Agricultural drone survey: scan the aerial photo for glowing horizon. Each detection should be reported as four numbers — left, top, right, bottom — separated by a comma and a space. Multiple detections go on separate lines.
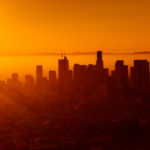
0, 0, 150, 54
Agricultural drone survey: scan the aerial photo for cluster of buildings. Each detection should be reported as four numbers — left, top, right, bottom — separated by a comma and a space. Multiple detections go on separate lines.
0, 51, 150, 149
1, 51, 149, 96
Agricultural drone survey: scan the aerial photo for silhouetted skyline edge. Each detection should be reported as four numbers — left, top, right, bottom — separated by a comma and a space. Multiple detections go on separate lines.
0, 51, 150, 56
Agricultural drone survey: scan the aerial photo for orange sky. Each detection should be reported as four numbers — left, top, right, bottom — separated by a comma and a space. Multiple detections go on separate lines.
0, 0, 150, 54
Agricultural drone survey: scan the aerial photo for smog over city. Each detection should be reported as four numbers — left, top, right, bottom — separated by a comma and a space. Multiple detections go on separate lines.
0, 0, 150, 149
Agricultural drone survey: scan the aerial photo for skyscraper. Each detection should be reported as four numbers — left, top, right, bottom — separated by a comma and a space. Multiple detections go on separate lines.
65, 70, 73, 91
49, 70, 56, 82
96, 51, 104, 86
73, 64, 80, 81
131, 60, 149, 88
130, 66, 138, 87
87, 64, 95, 91
12, 73, 18, 82
97, 51, 102, 61
107, 76, 116, 95
73, 64, 80, 90
103, 68, 109, 84
36, 65, 43, 85
115, 60, 128, 88
58, 56, 69, 90
73, 64, 87, 91
25, 75, 34, 88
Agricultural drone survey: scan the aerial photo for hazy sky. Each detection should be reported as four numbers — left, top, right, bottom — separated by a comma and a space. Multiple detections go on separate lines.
0, 0, 150, 54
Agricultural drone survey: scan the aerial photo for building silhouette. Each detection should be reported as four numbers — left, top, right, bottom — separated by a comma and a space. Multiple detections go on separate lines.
7, 73, 22, 90
130, 60, 149, 88
66, 70, 73, 91
107, 76, 116, 95
73, 64, 87, 91
25, 75, 34, 88
58, 56, 69, 90
36, 65, 43, 86
115, 60, 128, 88
73, 64, 80, 90
96, 51, 104, 87
111, 70, 115, 77
12, 73, 18, 83
103, 68, 109, 84
87, 64, 96, 92
49, 70, 56, 82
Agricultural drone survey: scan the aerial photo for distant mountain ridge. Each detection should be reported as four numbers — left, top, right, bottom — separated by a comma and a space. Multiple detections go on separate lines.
0, 51, 149, 56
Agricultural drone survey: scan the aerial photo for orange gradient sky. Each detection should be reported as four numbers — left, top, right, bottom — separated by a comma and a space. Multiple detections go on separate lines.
0, 0, 150, 54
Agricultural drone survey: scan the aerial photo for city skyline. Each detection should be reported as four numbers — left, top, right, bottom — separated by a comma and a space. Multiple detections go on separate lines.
0, 52, 150, 82
0, 51, 149, 87
1, 1, 150, 149
1, 51, 150, 149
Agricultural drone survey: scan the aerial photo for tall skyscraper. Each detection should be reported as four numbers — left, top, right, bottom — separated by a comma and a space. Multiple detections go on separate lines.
25, 75, 34, 88
130, 66, 138, 87
36, 65, 43, 85
96, 51, 104, 87
58, 56, 69, 90
87, 64, 95, 91
103, 68, 109, 84
97, 51, 102, 61
107, 76, 116, 95
111, 70, 115, 77
73, 64, 87, 90
131, 60, 149, 88
123, 65, 128, 88
73, 64, 80, 90
49, 70, 56, 82
73, 64, 80, 81
65, 70, 73, 91
12, 73, 18, 82
7, 73, 22, 90
115, 60, 128, 88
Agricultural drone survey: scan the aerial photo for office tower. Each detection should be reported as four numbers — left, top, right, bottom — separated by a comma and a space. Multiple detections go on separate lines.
12, 73, 18, 82
25, 75, 34, 88
73, 64, 80, 80
111, 70, 115, 77
97, 51, 102, 61
42, 77, 48, 88
103, 68, 109, 84
49, 70, 56, 82
7, 74, 22, 90
96, 51, 103, 68
80, 65, 87, 83
123, 65, 128, 87
87, 64, 95, 92
77, 65, 88, 93
130, 66, 138, 87
7, 79, 13, 85
107, 76, 116, 95
104, 68, 108, 76
58, 56, 69, 90
65, 70, 73, 91
115, 60, 123, 87
73, 64, 80, 90
36, 65, 43, 85
131, 60, 149, 88
96, 51, 104, 86
73, 64, 87, 90
115, 60, 128, 88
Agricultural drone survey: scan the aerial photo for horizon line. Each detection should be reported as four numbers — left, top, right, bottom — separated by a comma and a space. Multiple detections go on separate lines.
0, 51, 149, 56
